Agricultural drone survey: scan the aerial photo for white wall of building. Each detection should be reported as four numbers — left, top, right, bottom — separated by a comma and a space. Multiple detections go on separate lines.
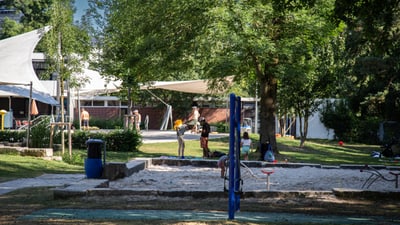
296, 111, 335, 140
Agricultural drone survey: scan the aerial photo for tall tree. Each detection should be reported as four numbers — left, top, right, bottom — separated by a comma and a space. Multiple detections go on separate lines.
196, 0, 339, 151
0, 0, 53, 39
278, 16, 345, 147
88, 0, 215, 115
93, 0, 339, 152
42, 0, 90, 152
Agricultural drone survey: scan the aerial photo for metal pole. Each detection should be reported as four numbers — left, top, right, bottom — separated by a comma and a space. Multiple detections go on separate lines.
27, 81, 32, 148
228, 93, 236, 220
235, 95, 241, 212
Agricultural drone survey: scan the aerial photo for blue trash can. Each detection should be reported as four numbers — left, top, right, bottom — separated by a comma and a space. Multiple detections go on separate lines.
84, 158, 103, 178
84, 139, 104, 178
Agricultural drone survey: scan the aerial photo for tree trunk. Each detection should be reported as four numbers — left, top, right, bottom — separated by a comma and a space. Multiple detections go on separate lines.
299, 111, 310, 148
279, 116, 285, 137
259, 74, 278, 154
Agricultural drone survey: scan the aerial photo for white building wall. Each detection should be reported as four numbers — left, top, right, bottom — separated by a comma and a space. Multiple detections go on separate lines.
296, 112, 335, 140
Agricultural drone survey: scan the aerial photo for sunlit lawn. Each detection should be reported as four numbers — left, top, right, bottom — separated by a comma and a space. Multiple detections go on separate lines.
138, 135, 399, 166
0, 154, 83, 182
276, 137, 396, 166
1, 134, 399, 181
138, 138, 230, 158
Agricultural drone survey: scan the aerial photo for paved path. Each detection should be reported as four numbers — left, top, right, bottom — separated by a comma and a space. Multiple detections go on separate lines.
140, 130, 229, 143
0, 174, 85, 195
18, 208, 397, 224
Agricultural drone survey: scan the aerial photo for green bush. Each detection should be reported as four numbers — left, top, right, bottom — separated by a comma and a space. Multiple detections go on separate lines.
211, 122, 229, 133
0, 130, 25, 143
320, 99, 356, 141
30, 118, 51, 148
320, 99, 383, 144
71, 130, 105, 149
62, 151, 84, 165
0, 127, 141, 154
353, 117, 381, 144
87, 117, 124, 129
71, 130, 90, 149
70, 130, 141, 152
105, 130, 142, 152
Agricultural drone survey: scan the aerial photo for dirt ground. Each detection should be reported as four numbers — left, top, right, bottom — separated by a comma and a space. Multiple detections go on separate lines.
1, 186, 400, 225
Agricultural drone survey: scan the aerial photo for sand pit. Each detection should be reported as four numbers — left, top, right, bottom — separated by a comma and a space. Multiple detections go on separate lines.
109, 165, 400, 192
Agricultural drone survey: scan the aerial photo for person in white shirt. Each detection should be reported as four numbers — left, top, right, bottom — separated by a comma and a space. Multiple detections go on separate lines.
189, 106, 200, 133
132, 109, 141, 131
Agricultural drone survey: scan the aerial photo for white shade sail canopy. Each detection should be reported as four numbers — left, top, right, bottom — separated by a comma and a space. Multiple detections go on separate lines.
0, 27, 58, 105
140, 76, 234, 94
75, 68, 122, 96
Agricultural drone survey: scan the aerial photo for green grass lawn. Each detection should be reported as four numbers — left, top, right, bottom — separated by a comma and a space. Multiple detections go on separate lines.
275, 137, 389, 165
0, 135, 398, 182
0, 154, 83, 182
1, 135, 399, 224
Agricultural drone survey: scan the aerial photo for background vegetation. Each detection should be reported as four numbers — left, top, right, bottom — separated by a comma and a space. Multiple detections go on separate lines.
0, 0, 398, 159
1, 134, 397, 182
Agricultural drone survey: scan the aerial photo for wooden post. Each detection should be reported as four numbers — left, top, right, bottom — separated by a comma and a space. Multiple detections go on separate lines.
68, 122, 72, 157
49, 122, 72, 156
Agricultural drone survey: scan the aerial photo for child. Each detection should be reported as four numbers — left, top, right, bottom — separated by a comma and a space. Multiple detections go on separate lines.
217, 154, 228, 178
241, 131, 251, 160
174, 119, 187, 159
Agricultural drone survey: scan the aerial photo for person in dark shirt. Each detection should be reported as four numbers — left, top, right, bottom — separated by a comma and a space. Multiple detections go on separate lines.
199, 117, 211, 158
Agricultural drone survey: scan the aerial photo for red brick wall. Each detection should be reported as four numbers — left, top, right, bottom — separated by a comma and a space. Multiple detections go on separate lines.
74, 107, 122, 121
74, 107, 230, 129
198, 108, 229, 124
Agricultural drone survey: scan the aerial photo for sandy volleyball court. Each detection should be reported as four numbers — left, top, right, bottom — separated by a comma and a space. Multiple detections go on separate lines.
109, 165, 400, 192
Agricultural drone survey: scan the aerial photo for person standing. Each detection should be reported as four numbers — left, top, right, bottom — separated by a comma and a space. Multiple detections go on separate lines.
199, 117, 211, 158
132, 109, 141, 131
174, 119, 187, 159
80, 108, 90, 130
241, 131, 252, 160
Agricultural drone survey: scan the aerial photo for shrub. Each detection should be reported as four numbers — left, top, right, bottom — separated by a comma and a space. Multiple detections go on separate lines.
104, 130, 142, 152
71, 130, 90, 149
211, 122, 229, 133
87, 118, 124, 129
320, 99, 383, 144
30, 118, 51, 148
320, 99, 356, 141
0, 130, 26, 143
62, 151, 84, 165
70, 129, 141, 152
353, 117, 381, 144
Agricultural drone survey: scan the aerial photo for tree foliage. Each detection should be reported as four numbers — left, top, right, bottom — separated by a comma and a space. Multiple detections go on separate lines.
277, 0, 342, 147
90, 0, 341, 152
320, 99, 356, 141
0, 0, 53, 39
0, 0, 91, 82
334, 0, 400, 121
42, 0, 90, 80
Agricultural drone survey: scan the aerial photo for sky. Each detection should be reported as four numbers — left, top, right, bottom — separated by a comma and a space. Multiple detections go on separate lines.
73, 0, 89, 22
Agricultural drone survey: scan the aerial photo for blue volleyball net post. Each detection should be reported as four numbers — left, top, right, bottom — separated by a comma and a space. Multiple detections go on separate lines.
228, 93, 241, 220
